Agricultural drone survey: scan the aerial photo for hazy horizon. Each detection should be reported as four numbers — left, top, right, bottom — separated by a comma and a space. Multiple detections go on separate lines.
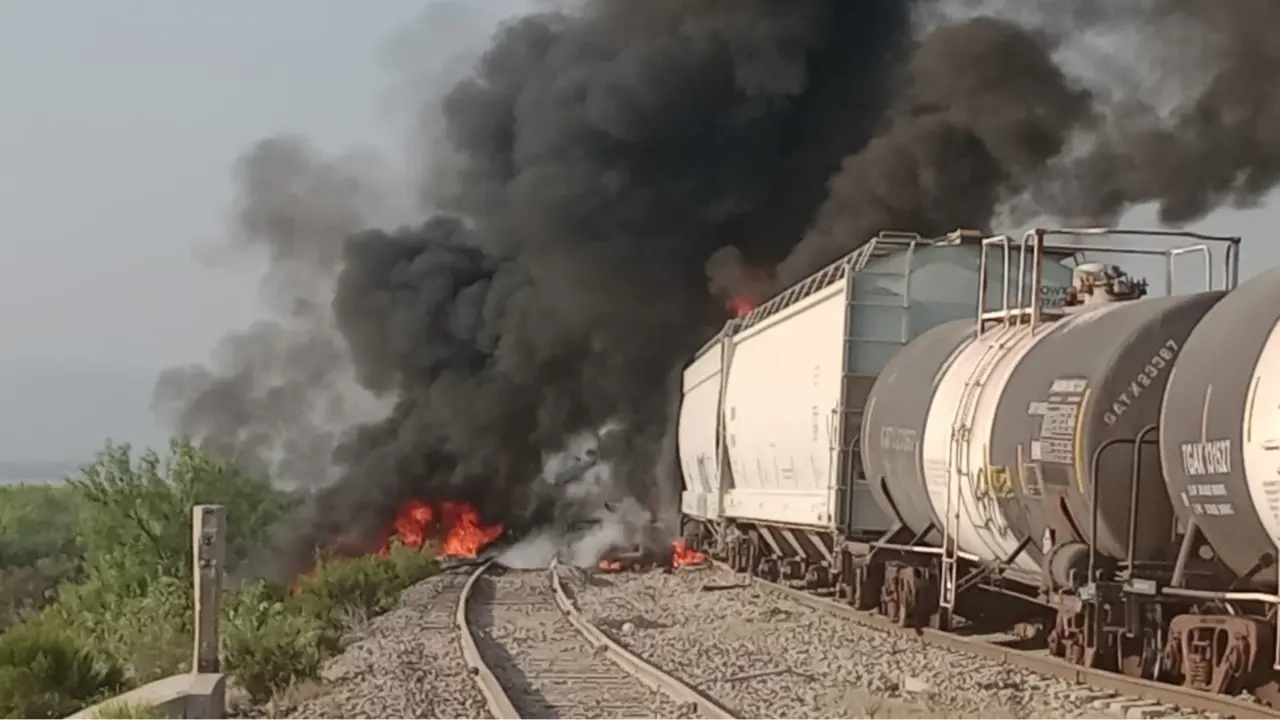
3, 0, 1280, 468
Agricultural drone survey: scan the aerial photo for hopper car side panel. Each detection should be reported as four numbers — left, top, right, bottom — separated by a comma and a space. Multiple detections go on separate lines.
678, 338, 729, 521
722, 283, 845, 528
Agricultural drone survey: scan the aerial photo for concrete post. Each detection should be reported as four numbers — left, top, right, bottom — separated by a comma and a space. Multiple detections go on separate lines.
191, 504, 226, 675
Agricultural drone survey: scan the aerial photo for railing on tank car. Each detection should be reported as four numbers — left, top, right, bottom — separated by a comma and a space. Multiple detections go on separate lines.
975, 227, 1242, 337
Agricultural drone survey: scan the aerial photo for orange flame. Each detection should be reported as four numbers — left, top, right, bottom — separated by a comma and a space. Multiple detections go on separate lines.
670, 538, 706, 568
291, 499, 501, 592
381, 498, 503, 558
594, 539, 706, 573
727, 297, 754, 318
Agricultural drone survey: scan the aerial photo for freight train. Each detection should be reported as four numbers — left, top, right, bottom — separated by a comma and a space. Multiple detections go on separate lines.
675, 226, 1280, 704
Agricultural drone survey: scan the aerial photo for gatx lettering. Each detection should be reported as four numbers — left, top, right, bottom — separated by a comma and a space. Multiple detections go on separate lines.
1103, 339, 1179, 426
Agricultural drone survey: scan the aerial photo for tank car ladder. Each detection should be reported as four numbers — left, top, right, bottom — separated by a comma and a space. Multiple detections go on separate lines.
940, 332, 1010, 620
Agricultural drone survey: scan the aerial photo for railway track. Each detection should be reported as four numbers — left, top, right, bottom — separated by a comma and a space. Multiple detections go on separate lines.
457, 561, 734, 719
716, 562, 1280, 720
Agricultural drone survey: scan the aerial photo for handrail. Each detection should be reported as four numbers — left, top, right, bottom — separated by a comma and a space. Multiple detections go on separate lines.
734, 229, 986, 332
976, 227, 1242, 336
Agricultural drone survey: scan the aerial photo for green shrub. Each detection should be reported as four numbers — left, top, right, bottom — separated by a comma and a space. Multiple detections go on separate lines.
290, 543, 437, 630
0, 555, 84, 631
292, 554, 398, 621
0, 440, 441, 713
383, 541, 440, 587
0, 622, 125, 719
0, 483, 87, 633
47, 574, 193, 684
68, 441, 292, 586
0, 484, 83, 569
222, 582, 326, 704
220, 546, 438, 704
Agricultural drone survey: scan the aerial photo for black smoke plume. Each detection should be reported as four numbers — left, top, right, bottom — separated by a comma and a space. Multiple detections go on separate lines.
307, 0, 919, 567
1046, 0, 1280, 225
162, 0, 1280, 578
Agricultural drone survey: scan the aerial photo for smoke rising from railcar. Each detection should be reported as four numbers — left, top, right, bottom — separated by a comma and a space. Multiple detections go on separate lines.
160, 0, 1280, 578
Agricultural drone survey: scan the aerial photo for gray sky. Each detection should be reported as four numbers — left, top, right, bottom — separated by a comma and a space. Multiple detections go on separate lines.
0, 0, 531, 463
0, 0, 1276, 464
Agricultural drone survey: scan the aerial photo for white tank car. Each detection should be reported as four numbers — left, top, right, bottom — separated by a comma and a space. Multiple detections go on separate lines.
1160, 264, 1280, 589
908, 264, 1117, 576
676, 231, 1076, 547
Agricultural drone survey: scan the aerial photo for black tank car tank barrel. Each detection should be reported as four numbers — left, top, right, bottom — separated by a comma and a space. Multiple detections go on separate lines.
986, 291, 1224, 580
1161, 266, 1280, 589
862, 320, 973, 545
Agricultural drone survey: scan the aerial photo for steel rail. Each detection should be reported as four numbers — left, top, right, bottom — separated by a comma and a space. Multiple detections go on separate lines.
457, 559, 521, 719
459, 560, 736, 719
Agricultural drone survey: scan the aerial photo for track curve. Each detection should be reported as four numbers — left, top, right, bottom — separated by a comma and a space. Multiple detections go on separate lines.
458, 560, 734, 719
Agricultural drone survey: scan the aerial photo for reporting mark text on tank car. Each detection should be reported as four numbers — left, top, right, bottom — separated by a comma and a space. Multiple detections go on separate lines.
1180, 438, 1232, 477
1102, 338, 1179, 426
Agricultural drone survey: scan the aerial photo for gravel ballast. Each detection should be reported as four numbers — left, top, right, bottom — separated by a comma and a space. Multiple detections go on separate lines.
562, 565, 1203, 719
276, 569, 490, 719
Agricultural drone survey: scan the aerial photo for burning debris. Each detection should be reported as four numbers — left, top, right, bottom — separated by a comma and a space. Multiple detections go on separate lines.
163, 0, 1280, 583
595, 538, 708, 574
380, 498, 504, 559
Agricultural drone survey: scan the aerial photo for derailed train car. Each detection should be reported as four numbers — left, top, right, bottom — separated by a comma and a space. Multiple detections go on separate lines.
678, 226, 1280, 703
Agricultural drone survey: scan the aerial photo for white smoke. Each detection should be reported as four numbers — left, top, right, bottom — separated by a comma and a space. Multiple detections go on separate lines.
495, 420, 654, 569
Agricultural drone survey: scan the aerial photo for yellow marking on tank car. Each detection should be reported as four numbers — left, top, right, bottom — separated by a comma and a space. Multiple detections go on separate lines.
1074, 388, 1091, 495
986, 466, 1014, 499
981, 444, 1014, 499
